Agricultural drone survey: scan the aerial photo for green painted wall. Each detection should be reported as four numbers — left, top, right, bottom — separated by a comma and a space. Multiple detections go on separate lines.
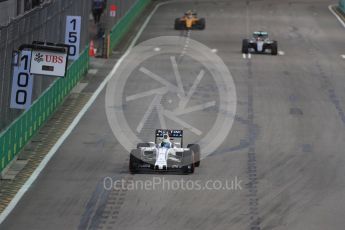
110, 0, 151, 50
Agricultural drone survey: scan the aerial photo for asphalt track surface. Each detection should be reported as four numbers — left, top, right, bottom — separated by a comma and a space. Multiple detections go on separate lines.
2, 0, 345, 229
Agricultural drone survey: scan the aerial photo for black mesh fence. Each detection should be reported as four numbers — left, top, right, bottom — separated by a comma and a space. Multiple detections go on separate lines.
0, 0, 139, 131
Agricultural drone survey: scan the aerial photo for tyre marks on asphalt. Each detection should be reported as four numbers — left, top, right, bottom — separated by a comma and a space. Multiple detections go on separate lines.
78, 179, 111, 230
315, 59, 345, 125
300, 34, 345, 126
78, 169, 134, 230
245, 59, 261, 230
96, 174, 133, 230
244, 2, 261, 229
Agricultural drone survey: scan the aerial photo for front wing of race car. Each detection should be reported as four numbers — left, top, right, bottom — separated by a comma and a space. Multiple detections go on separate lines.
174, 17, 206, 30
242, 39, 278, 55
129, 148, 195, 174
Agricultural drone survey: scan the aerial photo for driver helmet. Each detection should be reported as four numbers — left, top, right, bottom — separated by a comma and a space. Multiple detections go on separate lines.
161, 134, 171, 148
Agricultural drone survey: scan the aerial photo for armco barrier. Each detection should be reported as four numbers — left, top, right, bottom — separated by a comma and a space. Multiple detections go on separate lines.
110, 0, 151, 50
0, 48, 89, 173
340, 0, 345, 13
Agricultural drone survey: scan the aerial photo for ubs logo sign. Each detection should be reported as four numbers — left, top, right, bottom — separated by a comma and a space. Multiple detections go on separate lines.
30, 50, 68, 77
34, 52, 64, 64
34, 53, 44, 63
45, 55, 64, 64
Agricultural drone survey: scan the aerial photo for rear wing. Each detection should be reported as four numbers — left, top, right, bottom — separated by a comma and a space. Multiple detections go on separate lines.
155, 129, 184, 147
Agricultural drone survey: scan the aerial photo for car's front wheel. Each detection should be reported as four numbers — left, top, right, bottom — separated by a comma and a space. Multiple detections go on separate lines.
271, 41, 278, 55
182, 151, 195, 174
187, 144, 200, 167
242, 39, 249, 54
198, 18, 206, 30
174, 18, 183, 30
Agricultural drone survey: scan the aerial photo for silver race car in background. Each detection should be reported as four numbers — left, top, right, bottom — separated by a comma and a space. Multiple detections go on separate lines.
242, 31, 278, 55
129, 129, 201, 174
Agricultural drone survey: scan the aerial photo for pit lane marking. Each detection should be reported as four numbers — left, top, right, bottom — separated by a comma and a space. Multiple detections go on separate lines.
278, 50, 285, 56
88, 69, 98, 75
180, 30, 191, 57
242, 53, 252, 59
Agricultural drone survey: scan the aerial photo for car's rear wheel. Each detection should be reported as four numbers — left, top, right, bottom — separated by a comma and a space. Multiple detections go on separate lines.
129, 150, 140, 174
242, 39, 249, 54
187, 144, 200, 167
271, 41, 278, 55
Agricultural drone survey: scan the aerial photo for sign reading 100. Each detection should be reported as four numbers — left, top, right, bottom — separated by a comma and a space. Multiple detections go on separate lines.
10, 50, 34, 109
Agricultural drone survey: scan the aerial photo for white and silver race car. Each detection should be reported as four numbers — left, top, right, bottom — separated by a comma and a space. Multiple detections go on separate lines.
242, 31, 278, 55
129, 129, 200, 174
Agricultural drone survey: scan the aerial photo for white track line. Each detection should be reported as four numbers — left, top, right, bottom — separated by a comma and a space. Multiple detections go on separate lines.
329, 5, 345, 59
341, 54, 345, 59
0, 1, 169, 224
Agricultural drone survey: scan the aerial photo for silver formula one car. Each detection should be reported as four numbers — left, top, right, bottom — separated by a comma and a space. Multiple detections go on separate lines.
129, 129, 201, 174
242, 31, 278, 55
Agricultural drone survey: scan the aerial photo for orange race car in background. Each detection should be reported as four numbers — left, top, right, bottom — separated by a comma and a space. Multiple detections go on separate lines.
174, 10, 206, 30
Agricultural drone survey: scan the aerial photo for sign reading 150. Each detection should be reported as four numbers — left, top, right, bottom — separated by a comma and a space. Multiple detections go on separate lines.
65, 16, 81, 60
10, 50, 34, 109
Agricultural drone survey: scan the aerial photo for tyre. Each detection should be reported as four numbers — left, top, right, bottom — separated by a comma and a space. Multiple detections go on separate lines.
271, 41, 278, 55
187, 144, 200, 167
174, 18, 183, 30
129, 150, 140, 174
182, 150, 195, 174
137, 143, 150, 148
242, 39, 249, 54
198, 18, 206, 30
